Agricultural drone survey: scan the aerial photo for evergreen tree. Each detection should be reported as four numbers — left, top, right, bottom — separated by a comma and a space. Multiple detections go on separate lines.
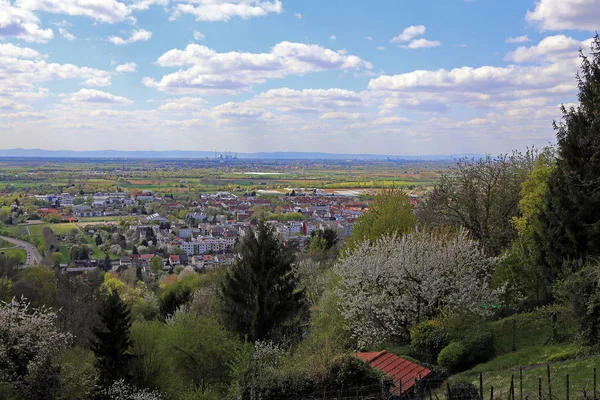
92, 290, 132, 386
220, 221, 305, 341
536, 36, 600, 284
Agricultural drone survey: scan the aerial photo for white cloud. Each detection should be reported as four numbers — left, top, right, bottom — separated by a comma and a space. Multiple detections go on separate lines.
193, 30, 205, 40
171, 0, 283, 22
400, 38, 441, 49
109, 29, 152, 45
63, 89, 133, 106
115, 62, 137, 73
506, 35, 529, 44
128, 0, 168, 11
144, 42, 372, 94
526, 0, 600, 31
376, 46, 386, 51
158, 97, 207, 112
84, 76, 112, 87
365, 36, 372, 41
58, 27, 75, 40
294, 12, 302, 19
329, 35, 336, 41
16, 0, 130, 23
320, 112, 363, 120
391, 25, 426, 43
0, 44, 112, 111
0, 0, 54, 43
505, 35, 582, 63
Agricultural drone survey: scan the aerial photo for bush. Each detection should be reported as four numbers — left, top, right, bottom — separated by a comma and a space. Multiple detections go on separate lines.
438, 342, 467, 373
411, 320, 449, 363
445, 380, 479, 400
546, 350, 576, 363
462, 329, 494, 365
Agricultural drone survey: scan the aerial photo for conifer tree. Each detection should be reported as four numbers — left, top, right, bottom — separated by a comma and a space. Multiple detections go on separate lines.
92, 290, 132, 386
220, 221, 305, 341
536, 35, 600, 284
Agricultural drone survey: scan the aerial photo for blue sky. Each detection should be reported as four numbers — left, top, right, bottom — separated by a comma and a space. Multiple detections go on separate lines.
0, 0, 598, 155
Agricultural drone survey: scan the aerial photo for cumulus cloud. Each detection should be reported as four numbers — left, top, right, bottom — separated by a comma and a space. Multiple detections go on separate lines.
115, 62, 137, 73
400, 38, 441, 49
294, 12, 302, 19
390, 24, 440, 49
144, 42, 372, 94
329, 35, 336, 40
109, 29, 152, 45
0, 0, 54, 42
84, 76, 112, 87
128, 0, 168, 11
193, 30, 205, 40
16, 0, 130, 23
526, 0, 600, 31
320, 112, 363, 120
0, 43, 112, 110
158, 97, 207, 112
506, 35, 529, 43
391, 25, 426, 43
171, 0, 283, 22
63, 89, 133, 106
505, 35, 583, 63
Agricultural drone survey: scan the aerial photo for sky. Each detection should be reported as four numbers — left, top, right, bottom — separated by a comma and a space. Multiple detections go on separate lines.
0, 0, 599, 155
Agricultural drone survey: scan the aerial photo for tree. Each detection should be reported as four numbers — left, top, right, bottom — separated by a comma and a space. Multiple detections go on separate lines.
0, 299, 71, 399
347, 189, 417, 249
417, 152, 534, 255
337, 230, 501, 348
220, 221, 306, 342
536, 36, 600, 283
150, 256, 164, 275
92, 291, 132, 386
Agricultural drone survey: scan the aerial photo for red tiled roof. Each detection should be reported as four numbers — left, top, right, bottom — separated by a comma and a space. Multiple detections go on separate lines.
357, 351, 431, 396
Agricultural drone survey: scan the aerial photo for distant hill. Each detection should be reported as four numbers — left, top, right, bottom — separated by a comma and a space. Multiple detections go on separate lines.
0, 148, 483, 161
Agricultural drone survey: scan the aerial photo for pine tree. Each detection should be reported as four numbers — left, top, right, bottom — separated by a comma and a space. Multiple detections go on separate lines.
92, 290, 132, 386
536, 35, 600, 284
220, 221, 305, 341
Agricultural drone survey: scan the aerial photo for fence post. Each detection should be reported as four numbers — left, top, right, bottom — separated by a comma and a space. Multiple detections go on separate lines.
520, 367, 523, 400
490, 385, 494, 400
547, 364, 552, 400
510, 374, 515, 400
480, 372, 484, 400
565, 374, 569, 400
539, 377, 543, 400
447, 382, 451, 400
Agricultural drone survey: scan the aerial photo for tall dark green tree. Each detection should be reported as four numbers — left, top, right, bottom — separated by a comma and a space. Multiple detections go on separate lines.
92, 290, 132, 386
220, 221, 305, 341
536, 36, 600, 284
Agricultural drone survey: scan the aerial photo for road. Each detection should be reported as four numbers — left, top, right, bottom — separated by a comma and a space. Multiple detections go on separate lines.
0, 235, 43, 265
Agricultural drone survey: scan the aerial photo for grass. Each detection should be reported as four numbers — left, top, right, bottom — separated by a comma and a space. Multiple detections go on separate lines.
1, 248, 27, 264
0, 239, 16, 248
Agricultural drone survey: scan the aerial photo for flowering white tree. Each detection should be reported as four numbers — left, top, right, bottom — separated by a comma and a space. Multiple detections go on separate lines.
337, 230, 502, 348
0, 298, 72, 398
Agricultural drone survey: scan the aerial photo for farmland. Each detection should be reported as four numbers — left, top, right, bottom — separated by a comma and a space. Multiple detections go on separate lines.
0, 157, 450, 195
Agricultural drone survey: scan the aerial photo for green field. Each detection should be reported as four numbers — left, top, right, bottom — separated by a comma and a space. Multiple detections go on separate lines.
0, 239, 16, 248
1, 248, 27, 264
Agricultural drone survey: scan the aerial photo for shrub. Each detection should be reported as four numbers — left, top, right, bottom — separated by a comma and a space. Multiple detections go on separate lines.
462, 329, 494, 365
445, 380, 479, 400
411, 320, 449, 363
547, 350, 576, 363
438, 342, 467, 373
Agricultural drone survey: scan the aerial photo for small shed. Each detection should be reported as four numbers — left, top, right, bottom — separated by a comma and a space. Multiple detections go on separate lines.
357, 351, 432, 397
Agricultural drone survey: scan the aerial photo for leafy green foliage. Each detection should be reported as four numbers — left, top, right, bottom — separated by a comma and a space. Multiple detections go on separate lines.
347, 189, 417, 249
445, 380, 479, 400
438, 342, 468, 373
410, 320, 449, 364
536, 36, 600, 284
220, 221, 306, 342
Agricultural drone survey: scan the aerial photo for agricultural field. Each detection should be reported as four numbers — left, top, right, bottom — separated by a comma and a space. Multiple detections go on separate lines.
0, 158, 451, 195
